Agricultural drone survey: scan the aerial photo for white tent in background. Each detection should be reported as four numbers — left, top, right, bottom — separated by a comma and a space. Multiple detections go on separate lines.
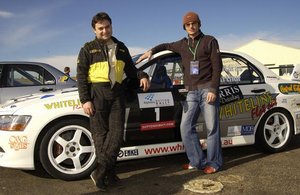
234, 39, 300, 79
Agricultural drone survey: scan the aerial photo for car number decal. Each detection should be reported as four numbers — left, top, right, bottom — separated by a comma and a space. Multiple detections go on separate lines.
137, 92, 176, 131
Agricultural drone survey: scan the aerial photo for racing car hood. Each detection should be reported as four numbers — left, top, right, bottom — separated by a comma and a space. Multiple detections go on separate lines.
0, 87, 79, 114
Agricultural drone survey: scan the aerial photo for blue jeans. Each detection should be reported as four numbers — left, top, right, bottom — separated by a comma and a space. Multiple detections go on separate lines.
180, 89, 223, 170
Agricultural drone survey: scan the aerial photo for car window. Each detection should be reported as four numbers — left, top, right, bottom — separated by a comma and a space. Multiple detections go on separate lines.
5, 64, 56, 87
146, 56, 183, 89
140, 53, 265, 89
220, 55, 263, 85
0, 65, 3, 76
0, 64, 3, 86
43, 70, 56, 84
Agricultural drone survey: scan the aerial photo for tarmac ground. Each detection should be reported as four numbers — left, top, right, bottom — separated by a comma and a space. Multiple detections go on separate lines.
1, 136, 300, 195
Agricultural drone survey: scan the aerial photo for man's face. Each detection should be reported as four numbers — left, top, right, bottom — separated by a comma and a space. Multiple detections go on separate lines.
184, 21, 200, 36
93, 20, 112, 40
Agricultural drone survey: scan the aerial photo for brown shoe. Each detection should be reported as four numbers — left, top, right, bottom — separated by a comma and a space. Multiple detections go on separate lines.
182, 163, 196, 170
203, 166, 217, 174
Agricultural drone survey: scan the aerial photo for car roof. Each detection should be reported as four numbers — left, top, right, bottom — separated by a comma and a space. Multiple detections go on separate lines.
0, 61, 59, 69
144, 50, 277, 77
0, 61, 74, 77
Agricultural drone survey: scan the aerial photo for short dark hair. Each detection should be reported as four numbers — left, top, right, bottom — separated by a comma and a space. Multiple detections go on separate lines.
91, 12, 112, 28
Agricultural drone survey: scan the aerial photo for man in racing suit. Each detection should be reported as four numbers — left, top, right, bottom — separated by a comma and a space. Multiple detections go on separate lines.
77, 12, 149, 191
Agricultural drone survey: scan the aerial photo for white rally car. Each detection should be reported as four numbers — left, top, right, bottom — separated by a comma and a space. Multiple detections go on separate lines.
1, 50, 300, 181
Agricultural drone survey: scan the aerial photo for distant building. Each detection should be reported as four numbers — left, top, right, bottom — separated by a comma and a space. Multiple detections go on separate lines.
234, 39, 300, 79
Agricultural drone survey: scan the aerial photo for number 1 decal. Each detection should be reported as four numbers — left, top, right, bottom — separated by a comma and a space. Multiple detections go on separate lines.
155, 108, 160, 121
124, 107, 130, 141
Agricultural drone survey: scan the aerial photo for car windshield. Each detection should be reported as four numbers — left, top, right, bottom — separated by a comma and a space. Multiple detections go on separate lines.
132, 54, 142, 64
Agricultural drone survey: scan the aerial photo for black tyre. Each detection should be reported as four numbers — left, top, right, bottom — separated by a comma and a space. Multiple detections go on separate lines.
39, 118, 96, 180
256, 109, 293, 153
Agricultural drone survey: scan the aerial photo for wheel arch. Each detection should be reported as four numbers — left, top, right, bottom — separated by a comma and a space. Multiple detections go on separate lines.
254, 107, 295, 137
254, 106, 294, 153
33, 115, 90, 164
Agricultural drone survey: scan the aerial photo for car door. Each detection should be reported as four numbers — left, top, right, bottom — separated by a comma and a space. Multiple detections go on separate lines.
124, 52, 277, 148
205, 53, 277, 147
0, 64, 3, 103
123, 53, 185, 146
0, 63, 56, 103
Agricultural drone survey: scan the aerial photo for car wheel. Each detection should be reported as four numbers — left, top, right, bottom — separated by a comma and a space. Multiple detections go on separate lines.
39, 118, 96, 180
256, 109, 293, 153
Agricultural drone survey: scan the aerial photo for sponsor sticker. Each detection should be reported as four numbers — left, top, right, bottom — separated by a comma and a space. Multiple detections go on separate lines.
227, 125, 254, 136
141, 120, 176, 131
219, 85, 243, 105
44, 99, 81, 110
279, 83, 300, 94
227, 126, 241, 136
118, 149, 139, 158
9, 136, 29, 151
241, 125, 254, 135
138, 92, 174, 108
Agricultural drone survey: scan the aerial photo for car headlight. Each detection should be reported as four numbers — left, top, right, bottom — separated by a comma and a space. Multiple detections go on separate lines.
0, 115, 31, 131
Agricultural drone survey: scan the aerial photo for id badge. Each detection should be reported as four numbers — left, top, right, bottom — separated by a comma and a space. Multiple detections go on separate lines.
190, 61, 199, 75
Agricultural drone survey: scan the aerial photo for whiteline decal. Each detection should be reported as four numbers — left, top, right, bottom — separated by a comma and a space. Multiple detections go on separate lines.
44, 99, 81, 109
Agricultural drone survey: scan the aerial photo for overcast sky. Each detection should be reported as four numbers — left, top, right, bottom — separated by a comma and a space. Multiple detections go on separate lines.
1, 0, 300, 76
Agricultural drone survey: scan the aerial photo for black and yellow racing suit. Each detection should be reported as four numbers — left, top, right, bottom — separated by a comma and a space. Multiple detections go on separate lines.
77, 36, 148, 179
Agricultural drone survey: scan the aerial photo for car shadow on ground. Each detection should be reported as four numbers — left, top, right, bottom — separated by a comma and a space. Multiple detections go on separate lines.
23, 135, 300, 194
82, 135, 300, 194
222, 134, 300, 171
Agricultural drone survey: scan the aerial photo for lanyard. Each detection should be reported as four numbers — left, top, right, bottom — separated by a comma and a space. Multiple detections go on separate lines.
188, 35, 203, 60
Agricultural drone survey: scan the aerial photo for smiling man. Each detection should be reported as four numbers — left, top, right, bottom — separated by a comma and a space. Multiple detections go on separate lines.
76, 12, 149, 191
137, 11, 223, 175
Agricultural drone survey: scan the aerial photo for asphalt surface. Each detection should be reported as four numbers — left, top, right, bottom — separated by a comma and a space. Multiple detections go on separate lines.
1, 136, 300, 195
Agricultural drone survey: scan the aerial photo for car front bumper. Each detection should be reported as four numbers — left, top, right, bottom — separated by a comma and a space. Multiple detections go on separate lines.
0, 131, 35, 170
